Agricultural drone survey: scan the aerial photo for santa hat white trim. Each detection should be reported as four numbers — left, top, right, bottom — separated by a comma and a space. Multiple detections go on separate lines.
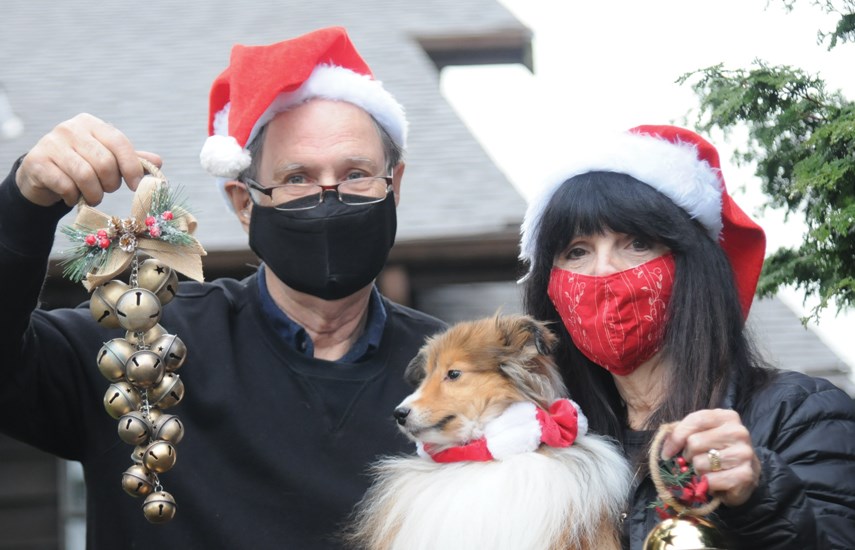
200, 64, 407, 180
519, 131, 724, 267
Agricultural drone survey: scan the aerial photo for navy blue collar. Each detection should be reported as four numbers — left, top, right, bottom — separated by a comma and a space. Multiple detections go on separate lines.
257, 266, 387, 362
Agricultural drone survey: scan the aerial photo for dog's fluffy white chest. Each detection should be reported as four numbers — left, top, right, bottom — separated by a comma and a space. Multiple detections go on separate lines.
353, 434, 629, 550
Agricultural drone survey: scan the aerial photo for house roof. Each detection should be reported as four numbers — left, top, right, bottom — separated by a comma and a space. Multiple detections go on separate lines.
746, 297, 854, 395
0, 0, 529, 254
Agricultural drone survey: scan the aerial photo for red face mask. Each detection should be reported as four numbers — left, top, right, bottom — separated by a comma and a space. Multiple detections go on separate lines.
547, 253, 676, 376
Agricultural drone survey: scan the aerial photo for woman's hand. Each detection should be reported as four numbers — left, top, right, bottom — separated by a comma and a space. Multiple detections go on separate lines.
661, 408, 760, 507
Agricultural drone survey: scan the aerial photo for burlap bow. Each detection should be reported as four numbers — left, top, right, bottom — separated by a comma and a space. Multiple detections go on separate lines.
70, 160, 207, 291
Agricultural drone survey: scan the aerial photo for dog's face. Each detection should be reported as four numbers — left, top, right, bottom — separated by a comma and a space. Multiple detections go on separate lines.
394, 314, 566, 448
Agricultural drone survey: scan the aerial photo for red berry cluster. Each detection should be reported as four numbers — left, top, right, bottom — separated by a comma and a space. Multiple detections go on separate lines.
84, 228, 112, 249
144, 211, 173, 239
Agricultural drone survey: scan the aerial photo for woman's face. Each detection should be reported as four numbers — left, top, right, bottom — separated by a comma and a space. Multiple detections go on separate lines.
553, 228, 670, 275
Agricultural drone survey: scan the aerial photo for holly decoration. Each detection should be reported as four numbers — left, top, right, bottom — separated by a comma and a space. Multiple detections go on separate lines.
649, 455, 712, 520
642, 422, 727, 549
60, 183, 194, 284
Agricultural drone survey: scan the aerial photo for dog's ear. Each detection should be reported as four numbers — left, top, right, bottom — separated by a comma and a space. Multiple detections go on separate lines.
496, 314, 556, 357
404, 348, 427, 387
496, 315, 566, 407
526, 318, 556, 356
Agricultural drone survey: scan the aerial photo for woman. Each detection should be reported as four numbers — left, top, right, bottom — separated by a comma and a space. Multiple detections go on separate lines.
520, 125, 855, 549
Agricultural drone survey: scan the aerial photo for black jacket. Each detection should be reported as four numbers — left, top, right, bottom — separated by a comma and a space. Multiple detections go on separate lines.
624, 370, 855, 549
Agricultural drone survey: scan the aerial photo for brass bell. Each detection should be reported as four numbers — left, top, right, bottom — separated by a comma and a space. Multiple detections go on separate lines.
89, 280, 130, 328
150, 334, 187, 372
152, 414, 185, 445
121, 464, 155, 497
103, 382, 142, 419
117, 411, 152, 445
125, 323, 167, 346
643, 517, 728, 550
125, 350, 165, 389
146, 407, 163, 425
96, 338, 136, 381
137, 259, 179, 306
149, 373, 185, 409
142, 491, 177, 523
143, 440, 177, 473
115, 288, 162, 332
131, 443, 148, 464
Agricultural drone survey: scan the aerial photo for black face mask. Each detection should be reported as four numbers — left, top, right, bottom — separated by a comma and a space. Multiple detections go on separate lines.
248, 192, 397, 300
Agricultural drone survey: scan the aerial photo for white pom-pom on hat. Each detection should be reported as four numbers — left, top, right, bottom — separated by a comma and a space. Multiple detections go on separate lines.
199, 135, 251, 179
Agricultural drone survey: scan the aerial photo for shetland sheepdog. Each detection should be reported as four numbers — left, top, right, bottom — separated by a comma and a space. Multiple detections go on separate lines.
346, 314, 631, 550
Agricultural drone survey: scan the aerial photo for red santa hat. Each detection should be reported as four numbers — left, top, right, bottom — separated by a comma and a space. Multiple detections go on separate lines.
199, 26, 407, 180
520, 125, 766, 317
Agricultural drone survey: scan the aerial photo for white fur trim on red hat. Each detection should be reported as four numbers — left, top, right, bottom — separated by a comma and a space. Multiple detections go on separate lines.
519, 130, 724, 267
200, 64, 407, 180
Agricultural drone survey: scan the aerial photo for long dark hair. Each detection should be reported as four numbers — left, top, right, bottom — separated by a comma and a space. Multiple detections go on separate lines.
523, 172, 772, 442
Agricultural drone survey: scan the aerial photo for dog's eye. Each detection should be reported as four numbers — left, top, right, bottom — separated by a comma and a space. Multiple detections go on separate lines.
446, 370, 461, 380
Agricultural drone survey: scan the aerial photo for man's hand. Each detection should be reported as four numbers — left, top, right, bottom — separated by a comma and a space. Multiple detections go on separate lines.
15, 113, 162, 207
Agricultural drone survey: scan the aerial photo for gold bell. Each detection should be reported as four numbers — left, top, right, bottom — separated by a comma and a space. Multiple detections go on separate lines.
115, 288, 163, 332
142, 491, 177, 523
143, 440, 177, 473
125, 350, 165, 389
96, 338, 136, 381
643, 517, 728, 550
149, 373, 185, 409
89, 280, 131, 328
150, 334, 187, 372
121, 464, 155, 497
146, 407, 163, 424
131, 443, 148, 464
103, 382, 142, 419
152, 414, 185, 445
125, 323, 167, 346
117, 411, 152, 445
137, 259, 179, 306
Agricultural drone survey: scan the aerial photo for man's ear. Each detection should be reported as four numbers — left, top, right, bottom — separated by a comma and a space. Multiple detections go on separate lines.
391, 162, 405, 206
224, 180, 252, 233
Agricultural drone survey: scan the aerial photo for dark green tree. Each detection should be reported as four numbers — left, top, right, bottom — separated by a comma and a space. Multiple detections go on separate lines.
679, 1, 855, 320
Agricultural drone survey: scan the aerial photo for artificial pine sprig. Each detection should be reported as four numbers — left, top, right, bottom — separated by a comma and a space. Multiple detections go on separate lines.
142, 209, 195, 246
60, 225, 114, 282
143, 184, 195, 247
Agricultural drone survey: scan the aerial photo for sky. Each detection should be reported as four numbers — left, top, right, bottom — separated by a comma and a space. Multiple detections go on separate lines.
441, 0, 855, 369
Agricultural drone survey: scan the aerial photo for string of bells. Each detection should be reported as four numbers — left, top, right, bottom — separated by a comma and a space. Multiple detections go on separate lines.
91, 257, 186, 523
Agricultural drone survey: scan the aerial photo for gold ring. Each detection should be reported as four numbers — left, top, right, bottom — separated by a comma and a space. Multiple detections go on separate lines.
707, 448, 722, 472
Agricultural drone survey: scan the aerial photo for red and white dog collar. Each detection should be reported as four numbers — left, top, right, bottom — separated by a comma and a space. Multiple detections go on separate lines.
418, 399, 588, 463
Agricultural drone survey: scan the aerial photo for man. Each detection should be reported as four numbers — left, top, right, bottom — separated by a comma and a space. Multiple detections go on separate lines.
0, 27, 445, 549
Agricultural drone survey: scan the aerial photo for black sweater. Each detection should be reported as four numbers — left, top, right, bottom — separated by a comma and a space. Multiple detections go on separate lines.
0, 165, 446, 549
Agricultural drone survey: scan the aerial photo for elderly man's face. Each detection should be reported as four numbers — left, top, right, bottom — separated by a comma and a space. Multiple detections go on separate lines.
256, 99, 399, 206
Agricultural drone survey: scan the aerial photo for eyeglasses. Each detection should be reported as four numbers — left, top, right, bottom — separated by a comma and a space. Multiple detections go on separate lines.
242, 176, 393, 211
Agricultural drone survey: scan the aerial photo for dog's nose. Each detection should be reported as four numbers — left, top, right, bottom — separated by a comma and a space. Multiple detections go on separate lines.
393, 407, 410, 426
